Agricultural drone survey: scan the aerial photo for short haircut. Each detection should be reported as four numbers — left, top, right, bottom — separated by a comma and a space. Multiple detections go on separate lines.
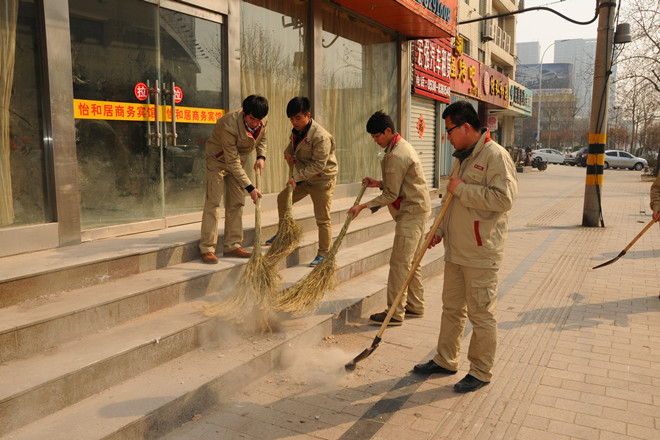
242, 95, 269, 119
286, 96, 311, 118
366, 110, 395, 135
442, 100, 481, 130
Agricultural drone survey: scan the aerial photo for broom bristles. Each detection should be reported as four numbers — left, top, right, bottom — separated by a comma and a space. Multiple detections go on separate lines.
265, 183, 302, 265
273, 255, 337, 316
272, 181, 369, 316
264, 212, 302, 264
203, 173, 282, 333
203, 251, 281, 320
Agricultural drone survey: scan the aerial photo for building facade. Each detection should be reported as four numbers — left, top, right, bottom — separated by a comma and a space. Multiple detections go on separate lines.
1, 0, 457, 257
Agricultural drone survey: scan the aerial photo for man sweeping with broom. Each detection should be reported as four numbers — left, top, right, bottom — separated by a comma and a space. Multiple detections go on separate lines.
199, 95, 269, 263
265, 97, 337, 267
348, 110, 430, 326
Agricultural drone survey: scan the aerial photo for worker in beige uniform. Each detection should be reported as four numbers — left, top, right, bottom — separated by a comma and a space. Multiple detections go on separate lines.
348, 111, 431, 326
651, 173, 660, 225
266, 97, 338, 267
413, 100, 518, 393
199, 95, 269, 264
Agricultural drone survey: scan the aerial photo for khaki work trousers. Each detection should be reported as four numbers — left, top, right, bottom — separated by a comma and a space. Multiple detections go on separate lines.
387, 212, 429, 321
433, 261, 499, 382
277, 179, 336, 256
199, 156, 248, 254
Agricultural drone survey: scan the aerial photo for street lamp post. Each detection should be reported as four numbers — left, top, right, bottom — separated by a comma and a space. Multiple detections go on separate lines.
536, 40, 567, 148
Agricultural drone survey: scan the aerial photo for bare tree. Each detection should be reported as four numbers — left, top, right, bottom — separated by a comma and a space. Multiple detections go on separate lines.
618, 0, 660, 93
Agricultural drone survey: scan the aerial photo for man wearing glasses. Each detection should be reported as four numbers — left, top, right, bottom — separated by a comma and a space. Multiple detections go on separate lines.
414, 100, 518, 393
348, 110, 431, 326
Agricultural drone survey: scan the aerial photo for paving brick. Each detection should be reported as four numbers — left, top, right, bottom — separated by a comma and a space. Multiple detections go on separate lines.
516, 426, 570, 440
575, 412, 626, 434
547, 419, 599, 440
527, 403, 575, 423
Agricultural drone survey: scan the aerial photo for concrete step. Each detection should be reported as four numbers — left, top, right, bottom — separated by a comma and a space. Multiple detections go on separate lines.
1, 244, 445, 440
0, 211, 444, 437
0, 200, 420, 364
0, 184, 397, 307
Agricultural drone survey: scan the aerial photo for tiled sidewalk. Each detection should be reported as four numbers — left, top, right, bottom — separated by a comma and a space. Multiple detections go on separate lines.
163, 166, 660, 440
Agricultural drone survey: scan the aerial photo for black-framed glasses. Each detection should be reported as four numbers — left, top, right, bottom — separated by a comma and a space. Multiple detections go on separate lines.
446, 124, 460, 135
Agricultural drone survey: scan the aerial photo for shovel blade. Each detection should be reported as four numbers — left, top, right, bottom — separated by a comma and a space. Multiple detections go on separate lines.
344, 337, 381, 372
592, 250, 625, 269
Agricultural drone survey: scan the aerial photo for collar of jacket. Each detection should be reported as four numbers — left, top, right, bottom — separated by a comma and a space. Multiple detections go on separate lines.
453, 128, 490, 163
385, 133, 402, 154
291, 119, 313, 145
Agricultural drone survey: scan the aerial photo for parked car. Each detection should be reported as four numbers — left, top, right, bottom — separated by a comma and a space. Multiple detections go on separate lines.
563, 149, 583, 166
530, 148, 565, 164
603, 150, 648, 170
573, 147, 589, 167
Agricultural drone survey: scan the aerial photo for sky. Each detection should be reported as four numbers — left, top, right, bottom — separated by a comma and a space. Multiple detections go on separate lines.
516, 0, 600, 62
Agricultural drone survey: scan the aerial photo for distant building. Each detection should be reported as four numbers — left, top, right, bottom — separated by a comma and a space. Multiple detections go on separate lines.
553, 39, 597, 118
516, 41, 539, 64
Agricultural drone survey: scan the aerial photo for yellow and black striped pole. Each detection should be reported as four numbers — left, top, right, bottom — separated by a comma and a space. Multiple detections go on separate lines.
582, 133, 605, 226
582, 0, 616, 227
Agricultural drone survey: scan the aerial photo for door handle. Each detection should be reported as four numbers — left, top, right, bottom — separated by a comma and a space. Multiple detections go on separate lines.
150, 80, 161, 147
170, 81, 178, 146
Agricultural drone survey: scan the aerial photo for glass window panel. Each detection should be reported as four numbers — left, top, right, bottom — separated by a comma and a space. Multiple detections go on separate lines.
159, 10, 225, 217
240, 0, 308, 193
69, 0, 226, 228
322, 6, 397, 184
1, 0, 51, 229
70, 0, 162, 229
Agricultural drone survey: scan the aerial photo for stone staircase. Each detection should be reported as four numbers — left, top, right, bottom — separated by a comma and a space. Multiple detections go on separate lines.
0, 183, 445, 440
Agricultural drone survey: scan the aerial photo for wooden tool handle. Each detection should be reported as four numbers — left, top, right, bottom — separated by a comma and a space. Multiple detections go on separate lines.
623, 218, 657, 252
375, 193, 454, 338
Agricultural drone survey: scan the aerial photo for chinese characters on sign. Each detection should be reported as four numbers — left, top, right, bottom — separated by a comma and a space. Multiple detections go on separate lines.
447, 40, 481, 99
74, 99, 224, 124
134, 82, 148, 101
412, 38, 452, 103
481, 65, 509, 108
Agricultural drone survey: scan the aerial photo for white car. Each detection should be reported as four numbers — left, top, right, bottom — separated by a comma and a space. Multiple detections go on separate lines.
603, 150, 648, 170
530, 149, 565, 164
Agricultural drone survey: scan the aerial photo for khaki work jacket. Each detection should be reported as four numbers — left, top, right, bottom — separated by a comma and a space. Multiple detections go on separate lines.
284, 119, 337, 184
651, 173, 660, 213
205, 109, 268, 189
439, 130, 518, 269
365, 136, 431, 222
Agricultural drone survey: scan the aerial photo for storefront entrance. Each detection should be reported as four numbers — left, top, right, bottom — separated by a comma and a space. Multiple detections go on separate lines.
69, 0, 226, 232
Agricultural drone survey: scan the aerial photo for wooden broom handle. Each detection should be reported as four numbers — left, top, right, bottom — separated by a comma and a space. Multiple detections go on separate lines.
375, 192, 454, 339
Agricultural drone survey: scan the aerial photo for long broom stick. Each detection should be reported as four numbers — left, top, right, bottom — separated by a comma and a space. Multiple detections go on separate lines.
273, 181, 369, 316
204, 172, 282, 327
345, 193, 454, 371
265, 162, 302, 265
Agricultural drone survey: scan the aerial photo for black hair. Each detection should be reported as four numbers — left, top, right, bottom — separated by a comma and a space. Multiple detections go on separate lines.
242, 95, 269, 119
366, 110, 395, 135
286, 96, 311, 118
441, 100, 481, 130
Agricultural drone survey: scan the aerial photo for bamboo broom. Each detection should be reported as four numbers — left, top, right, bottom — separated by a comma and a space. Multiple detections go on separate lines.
264, 162, 302, 265
273, 181, 369, 316
204, 172, 282, 331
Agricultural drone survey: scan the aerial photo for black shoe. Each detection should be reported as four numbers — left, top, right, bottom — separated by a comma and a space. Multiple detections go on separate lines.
454, 374, 488, 393
413, 360, 457, 375
405, 309, 424, 318
368, 311, 402, 326
265, 234, 277, 245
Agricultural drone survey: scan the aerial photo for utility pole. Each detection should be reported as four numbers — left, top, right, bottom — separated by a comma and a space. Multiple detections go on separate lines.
582, 0, 616, 227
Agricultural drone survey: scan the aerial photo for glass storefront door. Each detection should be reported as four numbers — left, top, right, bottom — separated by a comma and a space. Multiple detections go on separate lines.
69, 0, 226, 230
